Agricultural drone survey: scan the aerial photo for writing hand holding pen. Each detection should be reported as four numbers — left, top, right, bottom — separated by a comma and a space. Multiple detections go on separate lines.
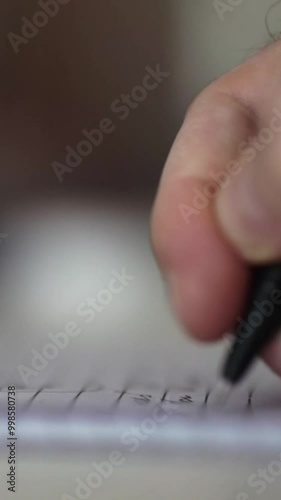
151, 41, 281, 380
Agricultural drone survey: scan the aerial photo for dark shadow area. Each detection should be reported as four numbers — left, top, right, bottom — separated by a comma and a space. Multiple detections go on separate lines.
1, 0, 179, 196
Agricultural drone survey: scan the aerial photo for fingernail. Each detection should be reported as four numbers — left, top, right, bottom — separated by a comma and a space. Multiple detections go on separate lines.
215, 165, 281, 262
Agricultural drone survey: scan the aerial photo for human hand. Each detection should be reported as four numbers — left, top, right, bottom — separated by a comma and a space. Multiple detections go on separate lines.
151, 41, 281, 375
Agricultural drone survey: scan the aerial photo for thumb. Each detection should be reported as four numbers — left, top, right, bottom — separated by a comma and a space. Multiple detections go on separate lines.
215, 144, 281, 263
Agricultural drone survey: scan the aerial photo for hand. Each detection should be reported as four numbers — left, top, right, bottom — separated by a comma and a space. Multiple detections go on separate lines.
151, 41, 281, 376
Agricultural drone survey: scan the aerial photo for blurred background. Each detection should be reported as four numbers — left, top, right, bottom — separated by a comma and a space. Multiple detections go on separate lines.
1, 0, 279, 194
1, 1, 281, 499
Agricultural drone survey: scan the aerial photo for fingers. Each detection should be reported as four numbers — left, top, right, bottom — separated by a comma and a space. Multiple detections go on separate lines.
212, 40, 281, 262
151, 91, 253, 340
151, 40, 281, 380
215, 134, 281, 262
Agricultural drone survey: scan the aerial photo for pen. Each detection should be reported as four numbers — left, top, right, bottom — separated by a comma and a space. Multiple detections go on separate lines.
221, 263, 281, 387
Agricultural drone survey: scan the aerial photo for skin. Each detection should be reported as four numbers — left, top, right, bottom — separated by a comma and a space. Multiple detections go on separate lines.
151, 40, 281, 376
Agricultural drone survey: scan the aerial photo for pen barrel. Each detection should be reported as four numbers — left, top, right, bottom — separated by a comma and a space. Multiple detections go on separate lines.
223, 264, 281, 384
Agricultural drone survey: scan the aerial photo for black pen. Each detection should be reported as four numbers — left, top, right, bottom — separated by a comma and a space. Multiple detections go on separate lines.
220, 263, 281, 389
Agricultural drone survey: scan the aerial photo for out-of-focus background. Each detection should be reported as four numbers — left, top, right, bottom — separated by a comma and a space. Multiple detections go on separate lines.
1, 0, 279, 193
1, 1, 281, 499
